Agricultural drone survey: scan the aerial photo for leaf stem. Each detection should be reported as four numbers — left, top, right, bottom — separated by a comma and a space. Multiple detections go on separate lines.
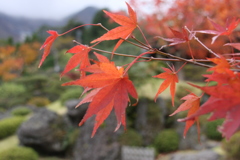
137, 25, 152, 48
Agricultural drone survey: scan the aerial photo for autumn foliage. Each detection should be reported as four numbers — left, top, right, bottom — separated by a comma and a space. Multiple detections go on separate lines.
0, 42, 40, 81
39, 1, 240, 140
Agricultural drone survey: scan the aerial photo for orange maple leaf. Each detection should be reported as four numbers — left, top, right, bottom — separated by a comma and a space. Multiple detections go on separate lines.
39, 30, 59, 68
153, 66, 178, 106
62, 55, 138, 137
170, 93, 201, 139
207, 56, 231, 73
91, 2, 137, 55
61, 45, 91, 77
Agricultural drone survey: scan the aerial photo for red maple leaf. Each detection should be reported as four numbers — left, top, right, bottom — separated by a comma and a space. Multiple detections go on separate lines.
170, 93, 201, 139
91, 2, 137, 55
62, 55, 138, 137
157, 27, 194, 47
224, 43, 240, 55
196, 17, 239, 44
153, 65, 178, 106
39, 30, 59, 68
61, 45, 91, 77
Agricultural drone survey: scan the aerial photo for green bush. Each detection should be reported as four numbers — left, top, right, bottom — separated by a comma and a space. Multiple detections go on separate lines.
0, 146, 38, 160
0, 116, 25, 139
205, 119, 224, 141
222, 131, 240, 160
60, 88, 83, 104
11, 107, 32, 116
119, 129, 143, 146
154, 129, 179, 153
0, 83, 27, 108
27, 97, 50, 107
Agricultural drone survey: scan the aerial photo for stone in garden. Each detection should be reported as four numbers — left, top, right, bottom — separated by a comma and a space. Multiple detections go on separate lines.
17, 108, 70, 153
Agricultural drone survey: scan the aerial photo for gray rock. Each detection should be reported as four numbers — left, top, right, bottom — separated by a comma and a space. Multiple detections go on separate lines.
73, 111, 123, 160
65, 99, 89, 126
17, 108, 70, 153
170, 150, 221, 160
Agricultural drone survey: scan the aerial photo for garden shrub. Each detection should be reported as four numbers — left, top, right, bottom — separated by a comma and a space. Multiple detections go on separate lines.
60, 88, 83, 104
0, 146, 38, 160
222, 131, 240, 160
119, 129, 143, 146
0, 83, 27, 108
11, 107, 32, 116
0, 116, 25, 139
154, 129, 179, 153
27, 96, 50, 107
205, 119, 224, 141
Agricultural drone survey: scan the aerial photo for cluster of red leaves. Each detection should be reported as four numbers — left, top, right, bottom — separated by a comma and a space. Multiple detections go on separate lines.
38, 3, 139, 136
38, 2, 240, 140
179, 56, 240, 139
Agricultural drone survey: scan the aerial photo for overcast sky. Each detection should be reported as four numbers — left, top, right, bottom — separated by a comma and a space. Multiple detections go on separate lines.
0, 0, 129, 20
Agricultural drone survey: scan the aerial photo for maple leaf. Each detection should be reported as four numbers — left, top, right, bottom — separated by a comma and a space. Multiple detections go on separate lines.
91, 2, 137, 55
207, 56, 231, 73
170, 93, 201, 139
196, 17, 239, 44
156, 27, 194, 47
39, 30, 59, 68
224, 43, 240, 55
62, 56, 138, 137
61, 45, 91, 77
153, 65, 178, 106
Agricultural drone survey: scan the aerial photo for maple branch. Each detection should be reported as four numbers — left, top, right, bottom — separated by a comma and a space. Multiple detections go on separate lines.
154, 48, 213, 68
91, 47, 211, 63
124, 51, 155, 75
60, 24, 102, 36
184, 26, 220, 58
96, 23, 109, 32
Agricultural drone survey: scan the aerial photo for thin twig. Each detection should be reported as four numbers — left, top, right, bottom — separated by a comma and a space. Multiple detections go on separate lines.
137, 25, 152, 48
184, 26, 220, 58
131, 35, 152, 50
154, 48, 213, 68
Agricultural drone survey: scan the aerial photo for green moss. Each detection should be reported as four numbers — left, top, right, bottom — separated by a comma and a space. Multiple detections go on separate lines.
11, 107, 32, 116
154, 129, 179, 153
60, 88, 83, 104
205, 119, 224, 141
222, 131, 240, 160
119, 129, 143, 146
0, 146, 38, 160
0, 116, 25, 139
27, 97, 50, 107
